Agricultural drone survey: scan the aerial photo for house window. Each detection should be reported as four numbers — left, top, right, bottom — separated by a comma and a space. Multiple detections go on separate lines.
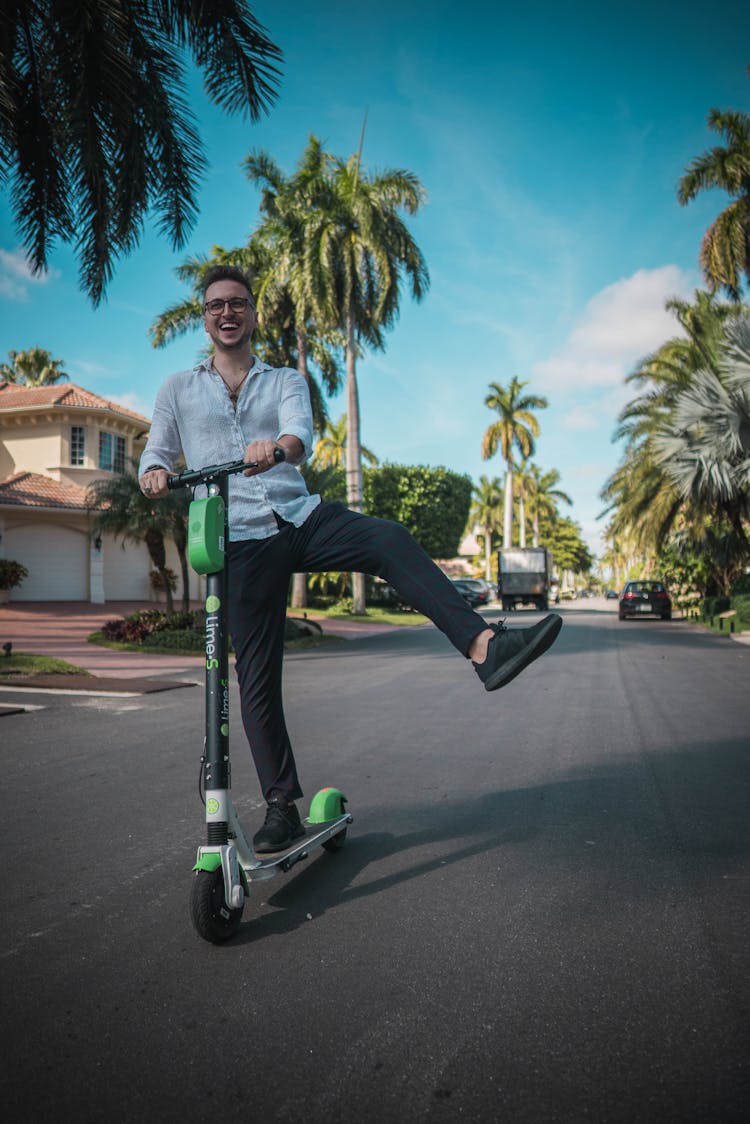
99, 432, 126, 473
113, 435, 126, 474
71, 426, 85, 466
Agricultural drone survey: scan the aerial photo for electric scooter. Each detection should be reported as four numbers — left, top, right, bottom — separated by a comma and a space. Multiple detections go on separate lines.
168, 450, 352, 944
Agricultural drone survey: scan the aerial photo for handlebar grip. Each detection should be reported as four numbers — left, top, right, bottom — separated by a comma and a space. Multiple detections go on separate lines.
166, 445, 286, 490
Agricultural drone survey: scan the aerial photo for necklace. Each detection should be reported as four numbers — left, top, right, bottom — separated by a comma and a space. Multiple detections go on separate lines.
215, 366, 250, 409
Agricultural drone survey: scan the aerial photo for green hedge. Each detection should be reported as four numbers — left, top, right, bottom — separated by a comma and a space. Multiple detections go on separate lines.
140, 628, 205, 651
731, 594, 750, 623
702, 595, 731, 617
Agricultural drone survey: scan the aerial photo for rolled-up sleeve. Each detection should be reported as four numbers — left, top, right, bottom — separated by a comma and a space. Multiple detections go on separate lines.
277, 369, 313, 459
138, 380, 183, 476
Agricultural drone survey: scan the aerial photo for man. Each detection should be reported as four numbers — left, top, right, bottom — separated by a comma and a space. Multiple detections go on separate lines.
139, 266, 562, 853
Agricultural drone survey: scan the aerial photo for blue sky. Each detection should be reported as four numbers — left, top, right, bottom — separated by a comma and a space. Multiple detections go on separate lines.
1, 0, 748, 555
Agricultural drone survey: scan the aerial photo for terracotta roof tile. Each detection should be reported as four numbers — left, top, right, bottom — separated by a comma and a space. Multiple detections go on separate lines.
0, 380, 150, 425
0, 471, 94, 511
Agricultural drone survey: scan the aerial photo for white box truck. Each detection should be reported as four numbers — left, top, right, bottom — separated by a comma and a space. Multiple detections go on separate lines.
497, 547, 552, 611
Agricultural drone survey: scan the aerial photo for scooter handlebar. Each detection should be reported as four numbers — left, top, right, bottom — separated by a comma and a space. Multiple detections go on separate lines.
166, 446, 286, 490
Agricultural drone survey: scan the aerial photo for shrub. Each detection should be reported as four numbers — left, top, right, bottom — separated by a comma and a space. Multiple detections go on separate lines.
330, 596, 356, 615
731, 594, 750, 623
0, 559, 29, 590
141, 629, 204, 651
101, 608, 205, 643
702, 595, 731, 617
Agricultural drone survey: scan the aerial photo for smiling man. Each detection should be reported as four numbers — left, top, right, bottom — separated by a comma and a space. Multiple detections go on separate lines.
139, 265, 562, 853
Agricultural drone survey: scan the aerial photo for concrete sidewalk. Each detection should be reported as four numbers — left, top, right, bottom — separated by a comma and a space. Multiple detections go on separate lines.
0, 600, 404, 681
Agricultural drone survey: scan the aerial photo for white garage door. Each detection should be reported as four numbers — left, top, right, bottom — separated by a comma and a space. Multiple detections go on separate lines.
103, 536, 151, 601
5, 524, 88, 600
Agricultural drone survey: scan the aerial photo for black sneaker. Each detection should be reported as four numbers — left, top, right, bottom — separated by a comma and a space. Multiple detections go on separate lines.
253, 798, 306, 854
474, 614, 562, 691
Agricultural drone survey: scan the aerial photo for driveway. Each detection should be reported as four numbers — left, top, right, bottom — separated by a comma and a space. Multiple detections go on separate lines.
0, 600, 406, 679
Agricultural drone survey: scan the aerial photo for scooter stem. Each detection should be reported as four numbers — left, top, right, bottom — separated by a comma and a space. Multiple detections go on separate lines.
203, 474, 231, 846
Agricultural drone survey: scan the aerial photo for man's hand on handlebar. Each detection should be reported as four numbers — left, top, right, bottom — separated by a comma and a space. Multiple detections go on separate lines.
140, 468, 169, 498
242, 441, 288, 476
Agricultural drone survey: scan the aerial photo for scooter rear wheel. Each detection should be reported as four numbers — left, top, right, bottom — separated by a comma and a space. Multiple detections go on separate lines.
190, 867, 243, 943
322, 827, 347, 852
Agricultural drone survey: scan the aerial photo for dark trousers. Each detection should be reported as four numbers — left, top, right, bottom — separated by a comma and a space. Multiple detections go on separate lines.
227, 500, 487, 802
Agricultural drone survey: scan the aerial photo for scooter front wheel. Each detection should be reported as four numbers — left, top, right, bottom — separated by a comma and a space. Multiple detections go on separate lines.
190, 868, 244, 944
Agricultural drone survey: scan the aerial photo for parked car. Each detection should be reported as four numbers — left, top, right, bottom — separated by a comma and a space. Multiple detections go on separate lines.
451, 578, 492, 608
618, 580, 672, 621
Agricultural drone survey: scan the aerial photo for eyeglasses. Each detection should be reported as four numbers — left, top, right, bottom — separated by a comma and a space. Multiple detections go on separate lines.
204, 297, 254, 315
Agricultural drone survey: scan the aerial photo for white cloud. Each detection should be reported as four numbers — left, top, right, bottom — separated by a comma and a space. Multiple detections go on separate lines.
533, 265, 693, 391
562, 407, 600, 431
0, 248, 60, 300
106, 391, 151, 418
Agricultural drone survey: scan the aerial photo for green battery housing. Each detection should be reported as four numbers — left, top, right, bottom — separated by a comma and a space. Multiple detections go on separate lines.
187, 495, 226, 574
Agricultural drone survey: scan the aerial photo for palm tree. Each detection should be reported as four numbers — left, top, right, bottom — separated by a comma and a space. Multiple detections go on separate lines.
290, 458, 347, 608
150, 238, 342, 432
481, 378, 548, 547
652, 315, 750, 565
85, 464, 188, 614
526, 465, 572, 548
678, 82, 750, 301
469, 476, 504, 580
302, 144, 429, 612
601, 291, 745, 553
1, 1, 282, 304
243, 138, 344, 409
314, 414, 378, 470
0, 347, 68, 386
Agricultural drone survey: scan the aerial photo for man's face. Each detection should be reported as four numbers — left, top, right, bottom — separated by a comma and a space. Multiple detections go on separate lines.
203, 280, 257, 352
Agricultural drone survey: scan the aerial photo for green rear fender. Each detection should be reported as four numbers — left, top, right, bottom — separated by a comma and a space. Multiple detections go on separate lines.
308, 787, 347, 823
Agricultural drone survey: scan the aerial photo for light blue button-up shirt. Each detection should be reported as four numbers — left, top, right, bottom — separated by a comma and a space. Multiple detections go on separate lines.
139, 357, 320, 540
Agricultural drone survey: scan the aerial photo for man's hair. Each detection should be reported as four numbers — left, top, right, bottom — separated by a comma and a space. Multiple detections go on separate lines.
201, 265, 255, 304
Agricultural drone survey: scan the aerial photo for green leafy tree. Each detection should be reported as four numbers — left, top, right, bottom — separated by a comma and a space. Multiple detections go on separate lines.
541, 515, 594, 578
0, 347, 68, 386
363, 465, 472, 559
1, 1, 282, 304
656, 534, 713, 613
678, 73, 750, 300
481, 378, 548, 547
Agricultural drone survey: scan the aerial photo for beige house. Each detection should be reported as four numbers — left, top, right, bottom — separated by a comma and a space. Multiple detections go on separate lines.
0, 380, 197, 603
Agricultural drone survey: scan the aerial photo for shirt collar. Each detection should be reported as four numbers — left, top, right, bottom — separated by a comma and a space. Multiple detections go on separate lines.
196, 355, 272, 376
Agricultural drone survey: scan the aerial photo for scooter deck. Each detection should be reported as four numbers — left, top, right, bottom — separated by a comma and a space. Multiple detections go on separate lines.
243, 812, 352, 876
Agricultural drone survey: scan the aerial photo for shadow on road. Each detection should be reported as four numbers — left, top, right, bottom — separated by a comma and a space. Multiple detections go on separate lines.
230, 733, 750, 945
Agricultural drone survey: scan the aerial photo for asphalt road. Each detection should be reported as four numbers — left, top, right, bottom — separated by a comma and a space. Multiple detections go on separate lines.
1, 605, 748, 1122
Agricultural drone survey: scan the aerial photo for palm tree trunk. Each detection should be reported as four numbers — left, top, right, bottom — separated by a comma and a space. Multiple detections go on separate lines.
296, 327, 310, 386
518, 495, 526, 548
177, 544, 190, 611
532, 513, 540, 549
345, 311, 366, 614
291, 572, 308, 608
291, 327, 310, 610
503, 464, 514, 547
484, 525, 492, 580
145, 529, 174, 614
